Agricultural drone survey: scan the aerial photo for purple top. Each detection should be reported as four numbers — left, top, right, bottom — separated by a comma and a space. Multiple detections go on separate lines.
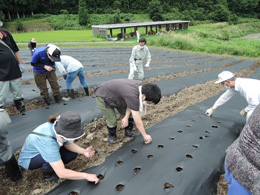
226, 103, 260, 194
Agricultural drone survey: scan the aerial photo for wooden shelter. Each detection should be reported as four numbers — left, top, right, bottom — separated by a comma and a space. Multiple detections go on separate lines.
92, 20, 190, 40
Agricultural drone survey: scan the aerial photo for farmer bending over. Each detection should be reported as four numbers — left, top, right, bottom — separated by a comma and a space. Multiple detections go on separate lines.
95, 79, 161, 143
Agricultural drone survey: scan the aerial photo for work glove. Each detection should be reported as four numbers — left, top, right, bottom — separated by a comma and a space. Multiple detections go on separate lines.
205, 108, 214, 117
63, 74, 67, 80
19, 64, 25, 73
145, 63, 150, 68
240, 109, 247, 117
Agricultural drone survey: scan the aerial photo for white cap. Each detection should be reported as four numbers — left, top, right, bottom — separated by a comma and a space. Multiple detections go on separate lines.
215, 71, 235, 84
47, 45, 61, 62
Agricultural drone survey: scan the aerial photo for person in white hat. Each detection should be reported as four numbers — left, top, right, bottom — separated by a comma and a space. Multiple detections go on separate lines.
205, 71, 260, 121
18, 111, 99, 183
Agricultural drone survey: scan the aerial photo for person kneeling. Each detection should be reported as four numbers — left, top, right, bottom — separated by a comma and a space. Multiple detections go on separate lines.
18, 111, 99, 183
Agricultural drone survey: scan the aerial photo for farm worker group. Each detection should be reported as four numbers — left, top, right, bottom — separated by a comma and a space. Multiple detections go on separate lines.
2, 29, 260, 195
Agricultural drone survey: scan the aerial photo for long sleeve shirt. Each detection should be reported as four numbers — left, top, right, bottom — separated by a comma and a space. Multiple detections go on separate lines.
212, 78, 260, 112
129, 45, 151, 65
55, 55, 83, 75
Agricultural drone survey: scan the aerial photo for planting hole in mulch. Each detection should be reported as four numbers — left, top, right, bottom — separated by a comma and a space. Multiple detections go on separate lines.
116, 184, 124, 191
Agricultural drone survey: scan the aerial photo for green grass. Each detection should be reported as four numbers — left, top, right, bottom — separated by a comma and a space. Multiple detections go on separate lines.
13, 30, 104, 43
147, 21, 260, 58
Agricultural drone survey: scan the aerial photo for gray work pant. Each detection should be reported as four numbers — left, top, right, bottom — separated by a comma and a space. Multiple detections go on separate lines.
128, 61, 144, 80
0, 128, 12, 163
0, 78, 23, 107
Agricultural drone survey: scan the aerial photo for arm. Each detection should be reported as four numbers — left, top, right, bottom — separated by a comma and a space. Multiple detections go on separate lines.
244, 95, 259, 112
49, 160, 99, 183
64, 143, 95, 158
15, 51, 23, 64
55, 62, 66, 75
129, 47, 136, 65
121, 107, 131, 128
131, 110, 152, 143
212, 89, 236, 110
146, 48, 151, 64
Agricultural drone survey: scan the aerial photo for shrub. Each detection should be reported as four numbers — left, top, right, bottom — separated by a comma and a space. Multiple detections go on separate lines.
228, 14, 239, 25
209, 4, 230, 22
15, 21, 23, 31
109, 9, 121, 23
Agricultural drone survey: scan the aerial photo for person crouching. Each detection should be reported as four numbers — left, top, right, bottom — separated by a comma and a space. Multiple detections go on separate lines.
18, 111, 99, 183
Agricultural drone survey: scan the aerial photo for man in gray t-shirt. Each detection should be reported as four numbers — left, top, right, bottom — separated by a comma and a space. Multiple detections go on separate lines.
95, 79, 161, 143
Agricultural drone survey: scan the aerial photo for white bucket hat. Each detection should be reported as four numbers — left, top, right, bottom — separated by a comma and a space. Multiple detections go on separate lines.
215, 71, 235, 84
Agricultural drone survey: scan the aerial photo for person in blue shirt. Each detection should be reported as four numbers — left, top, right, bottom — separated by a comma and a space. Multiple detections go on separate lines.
31, 44, 62, 106
18, 111, 99, 183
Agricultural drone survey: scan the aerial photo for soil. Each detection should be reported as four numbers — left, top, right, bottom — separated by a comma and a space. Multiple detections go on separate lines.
242, 33, 260, 40
1, 49, 259, 195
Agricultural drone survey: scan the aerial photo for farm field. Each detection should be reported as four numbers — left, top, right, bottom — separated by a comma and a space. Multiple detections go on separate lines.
1, 47, 260, 195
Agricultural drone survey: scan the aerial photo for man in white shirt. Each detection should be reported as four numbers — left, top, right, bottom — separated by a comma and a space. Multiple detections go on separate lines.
128, 38, 151, 80
205, 71, 260, 121
55, 55, 89, 100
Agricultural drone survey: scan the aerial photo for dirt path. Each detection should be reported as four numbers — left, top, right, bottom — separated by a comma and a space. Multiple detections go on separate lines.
242, 33, 260, 40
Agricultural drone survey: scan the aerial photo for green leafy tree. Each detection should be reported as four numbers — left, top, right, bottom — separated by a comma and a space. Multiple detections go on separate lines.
148, 0, 163, 21
78, 0, 89, 26
209, 4, 230, 22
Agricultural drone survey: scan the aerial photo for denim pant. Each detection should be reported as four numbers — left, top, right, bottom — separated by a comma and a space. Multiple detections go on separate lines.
225, 162, 251, 195
66, 68, 87, 89
28, 146, 77, 173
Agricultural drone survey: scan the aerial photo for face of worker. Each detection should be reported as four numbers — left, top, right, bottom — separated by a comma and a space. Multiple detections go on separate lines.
139, 42, 146, 48
46, 49, 55, 62
221, 80, 231, 89
142, 94, 153, 106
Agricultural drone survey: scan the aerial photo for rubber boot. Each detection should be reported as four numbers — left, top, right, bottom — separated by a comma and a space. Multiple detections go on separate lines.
13, 98, 26, 113
54, 94, 61, 103
107, 126, 117, 143
42, 171, 60, 182
43, 97, 51, 106
4, 155, 22, 182
84, 87, 90, 96
125, 118, 134, 137
67, 89, 75, 99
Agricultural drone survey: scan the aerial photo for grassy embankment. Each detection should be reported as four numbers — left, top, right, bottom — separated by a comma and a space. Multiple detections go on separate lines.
5, 15, 260, 58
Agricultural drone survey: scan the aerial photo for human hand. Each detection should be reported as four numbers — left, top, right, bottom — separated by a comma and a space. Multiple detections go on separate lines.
121, 117, 129, 128
63, 74, 67, 80
44, 65, 53, 71
143, 134, 152, 144
240, 109, 247, 117
205, 108, 214, 117
83, 146, 95, 158
144, 63, 149, 68
19, 64, 25, 73
86, 173, 99, 184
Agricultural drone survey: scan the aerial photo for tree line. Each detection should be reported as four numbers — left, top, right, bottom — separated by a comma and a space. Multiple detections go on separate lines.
1, 0, 260, 22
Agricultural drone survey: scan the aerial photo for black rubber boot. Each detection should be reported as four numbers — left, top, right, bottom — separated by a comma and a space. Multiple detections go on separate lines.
107, 126, 117, 143
84, 87, 90, 96
67, 89, 75, 99
43, 97, 51, 106
4, 155, 22, 182
13, 98, 26, 113
125, 118, 134, 137
42, 171, 60, 182
54, 94, 61, 103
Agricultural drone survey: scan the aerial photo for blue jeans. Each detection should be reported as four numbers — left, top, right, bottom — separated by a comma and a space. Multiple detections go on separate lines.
66, 68, 87, 89
225, 162, 251, 195
28, 146, 77, 173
